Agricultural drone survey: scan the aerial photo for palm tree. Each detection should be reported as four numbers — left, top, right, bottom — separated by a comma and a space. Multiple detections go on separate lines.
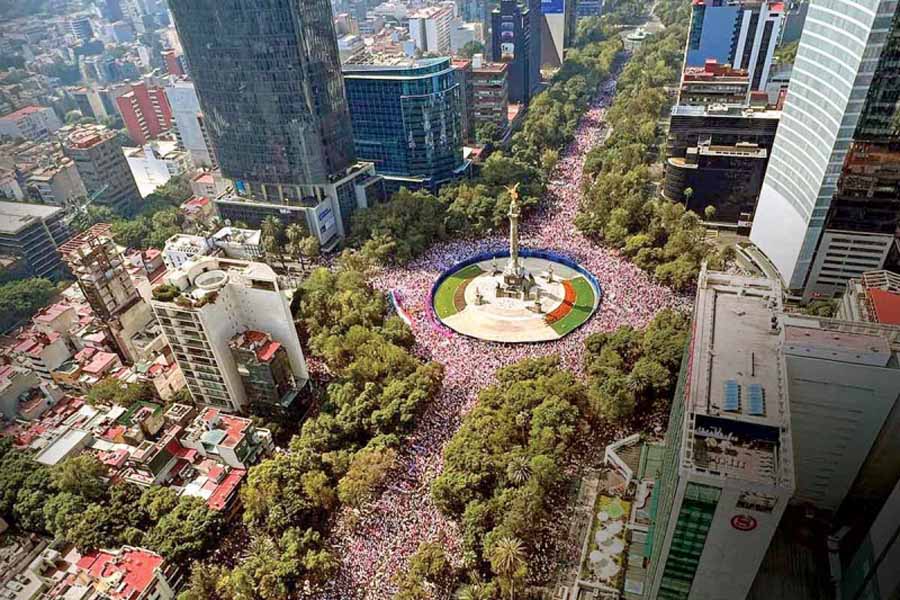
489, 536, 527, 600
260, 216, 285, 268
506, 456, 531, 486
285, 223, 308, 270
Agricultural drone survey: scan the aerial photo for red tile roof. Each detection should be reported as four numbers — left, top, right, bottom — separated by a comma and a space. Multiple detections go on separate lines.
1, 105, 47, 120
76, 548, 164, 599
207, 468, 246, 511
868, 288, 900, 325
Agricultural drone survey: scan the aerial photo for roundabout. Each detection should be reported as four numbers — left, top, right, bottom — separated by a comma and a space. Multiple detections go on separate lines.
431, 186, 601, 343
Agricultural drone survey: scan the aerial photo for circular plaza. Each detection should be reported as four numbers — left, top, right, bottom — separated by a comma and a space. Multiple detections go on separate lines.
431, 250, 602, 343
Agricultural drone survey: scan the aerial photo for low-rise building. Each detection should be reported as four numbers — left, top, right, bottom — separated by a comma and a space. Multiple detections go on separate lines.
123, 141, 189, 197
837, 270, 900, 325
230, 330, 302, 413
161, 234, 213, 270
210, 227, 262, 261
180, 407, 273, 469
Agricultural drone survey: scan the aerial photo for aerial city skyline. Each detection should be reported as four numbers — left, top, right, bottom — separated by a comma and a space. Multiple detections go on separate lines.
0, 0, 898, 599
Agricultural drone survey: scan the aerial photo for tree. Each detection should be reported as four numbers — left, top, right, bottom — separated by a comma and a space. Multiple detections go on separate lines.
86, 377, 152, 407
475, 122, 503, 146
459, 40, 485, 58
0, 277, 57, 330
52, 454, 107, 500
337, 447, 397, 508
43, 492, 87, 539
488, 537, 527, 600
261, 216, 286, 268
285, 223, 308, 270
351, 188, 447, 265
144, 496, 223, 563
704, 205, 716, 221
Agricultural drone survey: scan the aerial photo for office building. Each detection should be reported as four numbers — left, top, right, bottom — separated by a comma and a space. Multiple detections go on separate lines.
470, 55, 510, 133
0, 201, 71, 279
61, 124, 141, 214
0, 106, 63, 142
69, 15, 94, 41
686, 0, 783, 91
169, 0, 378, 246
71, 87, 109, 121
666, 103, 781, 159
150, 256, 309, 412
451, 22, 483, 54
230, 330, 303, 413
491, 0, 540, 104
541, 0, 576, 67
645, 270, 795, 600
664, 141, 768, 222
116, 81, 173, 145
343, 57, 466, 192
99, 0, 123, 22
679, 60, 751, 106
408, 5, 454, 54
751, 0, 900, 298
164, 79, 215, 169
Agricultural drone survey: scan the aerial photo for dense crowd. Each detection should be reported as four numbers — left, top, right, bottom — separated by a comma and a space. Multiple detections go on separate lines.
320, 77, 687, 600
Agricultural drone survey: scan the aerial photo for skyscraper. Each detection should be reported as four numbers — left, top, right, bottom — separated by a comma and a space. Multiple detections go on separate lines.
644, 269, 795, 600
168, 0, 379, 245
750, 0, 900, 298
685, 0, 783, 92
491, 0, 540, 104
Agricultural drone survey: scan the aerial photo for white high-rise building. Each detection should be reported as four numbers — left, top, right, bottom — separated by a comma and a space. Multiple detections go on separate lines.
150, 257, 308, 412
750, 0, 900, 296
164, 79, 215, 169
408, 5, 454, 54
645, 270, 795, 600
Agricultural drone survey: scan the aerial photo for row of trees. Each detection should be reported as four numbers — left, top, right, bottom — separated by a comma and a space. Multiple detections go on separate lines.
575, 21, 732, 290
179, 253, 443, 598
260, 216, 321, 270
422, 357, 593, 598
0, 443, 222, 564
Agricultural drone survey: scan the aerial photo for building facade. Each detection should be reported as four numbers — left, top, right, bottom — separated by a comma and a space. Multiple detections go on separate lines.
491, 0, 540, 104
541, 0, 576, 67
150, 256, 309, 412
470, 56, 510, 134
60, 123, 141, 214
343, 57, 465, 192
408, 5, 454, 54
678, 60, 751, 106
230, 330, 301, 412
0, 106, 63, 141
116, 81, 173, 145
169, 0, 378, 245
664, 142, 768, 222
686, 0, 783, 91
751, 0, 900, 298
645, 270, 795, 600
0, 201, 71, 279
666, 103, 781, 159
163, 80, 215, 168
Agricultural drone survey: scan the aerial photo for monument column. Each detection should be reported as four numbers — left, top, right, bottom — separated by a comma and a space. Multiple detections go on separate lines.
504, 184, 522, 283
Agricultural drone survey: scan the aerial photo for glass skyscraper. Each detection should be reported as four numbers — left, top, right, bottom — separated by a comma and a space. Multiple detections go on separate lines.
751, 0, 900, 297
168, 0, 383, 246
167, 0, 355, 196
343, 57, 466, 192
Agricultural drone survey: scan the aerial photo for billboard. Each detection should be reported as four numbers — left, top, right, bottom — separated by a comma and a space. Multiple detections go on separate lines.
541, 0, 565, 15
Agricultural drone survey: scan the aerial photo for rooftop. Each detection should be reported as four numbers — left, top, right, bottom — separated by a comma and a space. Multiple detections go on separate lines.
0, 200, 64, 234
230, 330, 282, 363
0, 105, 48, 120
682, 269, 793, 488
869, 289, 900, 325
75, 547, 163, 599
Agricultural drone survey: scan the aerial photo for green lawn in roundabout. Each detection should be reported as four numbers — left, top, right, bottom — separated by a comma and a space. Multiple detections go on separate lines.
433, 264, 484, 319
550, 276, 597, 336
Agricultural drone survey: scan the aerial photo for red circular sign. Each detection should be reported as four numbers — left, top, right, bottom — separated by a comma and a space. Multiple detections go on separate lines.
731, 515, 758, 531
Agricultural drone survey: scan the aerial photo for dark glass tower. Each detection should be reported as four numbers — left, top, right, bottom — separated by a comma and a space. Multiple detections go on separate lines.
167, 0, 356, 195
343, 57, 464, 192
491, 0, 539, 104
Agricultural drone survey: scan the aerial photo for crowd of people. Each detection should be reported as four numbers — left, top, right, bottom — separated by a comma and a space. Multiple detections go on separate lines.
319, 75, 688, 600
